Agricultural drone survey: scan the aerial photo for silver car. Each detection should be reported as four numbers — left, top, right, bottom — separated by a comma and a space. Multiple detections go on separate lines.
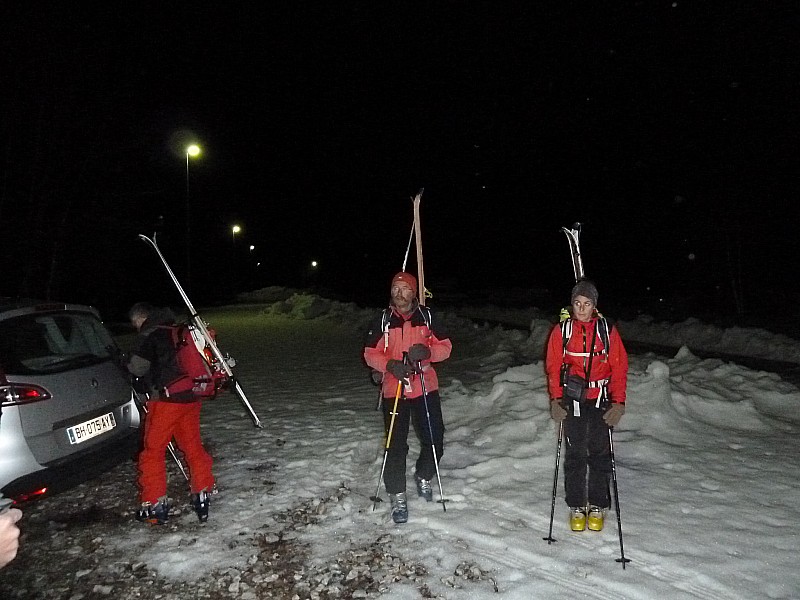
0, 300, 140, 501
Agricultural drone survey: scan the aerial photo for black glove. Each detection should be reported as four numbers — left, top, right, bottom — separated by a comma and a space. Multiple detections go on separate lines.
386, 359, 413, 380
408, 343, 431, 363
106, 344, 128, 370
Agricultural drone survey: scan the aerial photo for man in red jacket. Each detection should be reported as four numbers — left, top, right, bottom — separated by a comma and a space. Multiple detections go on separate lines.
545, 280, 628, 532
364, 272, 452, 524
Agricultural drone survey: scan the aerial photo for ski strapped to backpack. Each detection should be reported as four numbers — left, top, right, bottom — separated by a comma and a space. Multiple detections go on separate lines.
160, 323, 227, 400
139, 233, 263, 428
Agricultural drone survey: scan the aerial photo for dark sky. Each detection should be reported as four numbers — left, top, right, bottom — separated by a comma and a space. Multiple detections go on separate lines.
2, 3, 798, 319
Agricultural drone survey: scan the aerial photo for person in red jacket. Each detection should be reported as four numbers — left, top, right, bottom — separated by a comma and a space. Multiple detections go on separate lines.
545, 279, 628, 532
363, 272, 452, 524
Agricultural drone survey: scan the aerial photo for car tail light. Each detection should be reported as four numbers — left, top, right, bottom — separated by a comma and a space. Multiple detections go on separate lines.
1, 383, 52, 406
15, 487, 48, 502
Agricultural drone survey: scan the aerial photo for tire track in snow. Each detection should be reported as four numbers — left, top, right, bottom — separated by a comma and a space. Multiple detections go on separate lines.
413, 495, 736, 600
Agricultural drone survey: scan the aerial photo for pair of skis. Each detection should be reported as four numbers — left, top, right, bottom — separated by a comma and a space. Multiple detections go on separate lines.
138, 234, 263, 429
543, 223, 630, 569
399, 188, 429, 304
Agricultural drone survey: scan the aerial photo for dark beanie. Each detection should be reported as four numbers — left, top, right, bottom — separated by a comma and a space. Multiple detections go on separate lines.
571, 280, 599, 305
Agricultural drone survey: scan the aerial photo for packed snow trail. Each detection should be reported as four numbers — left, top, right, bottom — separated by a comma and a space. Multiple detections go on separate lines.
154, 306, 797, 599
7, 304, 797, 599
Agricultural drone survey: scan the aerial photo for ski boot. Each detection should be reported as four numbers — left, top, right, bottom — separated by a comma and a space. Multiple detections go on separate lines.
389, 492, 408, 524
192, 489, 210, 523
569, 506, 587, 532
415, 474, 433, 502
137, 498, 170, 525
587, 505, 606, 531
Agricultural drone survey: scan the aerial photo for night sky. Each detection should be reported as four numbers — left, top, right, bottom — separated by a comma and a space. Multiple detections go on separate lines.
2, 4, 798, 321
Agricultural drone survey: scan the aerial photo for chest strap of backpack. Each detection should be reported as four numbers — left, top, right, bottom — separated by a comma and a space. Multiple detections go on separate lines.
382, 305, 432, 351
561, 317, 611, 409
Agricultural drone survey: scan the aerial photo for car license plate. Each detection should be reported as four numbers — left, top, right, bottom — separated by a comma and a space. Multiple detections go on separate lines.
67, 412, 116, 444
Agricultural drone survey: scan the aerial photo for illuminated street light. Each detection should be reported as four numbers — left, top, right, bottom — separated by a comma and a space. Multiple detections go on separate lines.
249, 245, 255, 252
185, 143, 201, 294
311, 260, 318, 268
232, 224, 241, 243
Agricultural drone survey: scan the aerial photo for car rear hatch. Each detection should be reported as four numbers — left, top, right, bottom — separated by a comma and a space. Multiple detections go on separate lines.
0, 305, 138, 465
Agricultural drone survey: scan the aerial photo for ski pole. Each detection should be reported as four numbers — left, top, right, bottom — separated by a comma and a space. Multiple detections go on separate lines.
371, 379, 404, 510
609, 427, 631, 568
130, 388, 189, 481
139, 234, 263, 428
543, 419, 564, 544
416, 362, 447, 512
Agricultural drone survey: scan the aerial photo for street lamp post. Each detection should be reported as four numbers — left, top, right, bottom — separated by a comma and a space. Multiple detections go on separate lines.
232, 224, 241, 243
185, 144, 201, 294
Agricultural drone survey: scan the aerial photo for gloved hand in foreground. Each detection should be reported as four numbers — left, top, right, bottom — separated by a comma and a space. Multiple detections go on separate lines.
408, 343, 431, 364
603, 403, 625, 427
386, 359, 414, 381
550, 400, 568, 422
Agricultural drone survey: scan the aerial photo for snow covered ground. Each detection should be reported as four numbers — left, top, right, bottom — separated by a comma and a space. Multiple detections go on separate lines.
7, 290, 800, 599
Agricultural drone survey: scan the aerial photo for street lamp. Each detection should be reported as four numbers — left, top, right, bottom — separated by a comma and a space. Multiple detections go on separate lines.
232, 224, 241, 243
185, 143, 201, 294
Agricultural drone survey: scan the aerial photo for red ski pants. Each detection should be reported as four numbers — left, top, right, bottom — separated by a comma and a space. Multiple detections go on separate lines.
138, 400, 214, 503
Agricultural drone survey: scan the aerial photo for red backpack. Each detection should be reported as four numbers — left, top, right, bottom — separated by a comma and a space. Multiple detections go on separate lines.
163, 324, 224, 399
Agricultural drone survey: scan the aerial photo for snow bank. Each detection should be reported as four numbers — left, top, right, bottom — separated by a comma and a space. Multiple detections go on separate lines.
235, 289, 800, 365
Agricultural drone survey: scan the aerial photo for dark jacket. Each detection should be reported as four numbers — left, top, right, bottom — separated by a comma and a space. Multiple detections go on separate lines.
128, 308, 193, 402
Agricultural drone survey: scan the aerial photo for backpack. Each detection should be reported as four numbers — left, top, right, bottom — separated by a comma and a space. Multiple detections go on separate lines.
162, 323, 223, 400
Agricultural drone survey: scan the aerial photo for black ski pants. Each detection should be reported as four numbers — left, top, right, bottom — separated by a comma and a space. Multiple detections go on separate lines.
563, 404, 611, 509
381, 390, 444, 495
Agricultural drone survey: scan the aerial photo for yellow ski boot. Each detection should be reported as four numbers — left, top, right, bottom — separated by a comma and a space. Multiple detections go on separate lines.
587, 505, 606, 531
569, 507, 587, 532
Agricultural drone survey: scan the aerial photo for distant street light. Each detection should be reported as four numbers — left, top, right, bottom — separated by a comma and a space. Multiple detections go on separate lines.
232, 224, 241, 243
185, 143, 201, 294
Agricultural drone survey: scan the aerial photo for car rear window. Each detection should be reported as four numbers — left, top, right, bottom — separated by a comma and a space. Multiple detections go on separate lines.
0, 311, 117, 375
